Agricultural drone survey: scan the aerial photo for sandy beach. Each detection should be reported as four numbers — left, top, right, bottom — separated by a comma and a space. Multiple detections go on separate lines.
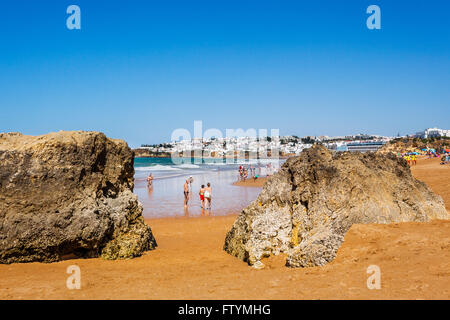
232, 177, 267, 187
0, 157, 449, 300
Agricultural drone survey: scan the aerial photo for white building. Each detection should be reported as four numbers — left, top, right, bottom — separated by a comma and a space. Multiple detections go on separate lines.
415, 128, 450, 139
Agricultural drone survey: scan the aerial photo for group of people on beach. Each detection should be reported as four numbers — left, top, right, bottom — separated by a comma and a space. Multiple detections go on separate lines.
399, 150, 450, 166
147, 173, 212, 213
238, 165, 258, 181
184, 176, 212, 211
440, 153, 450, 165
238, 163, 276, 181
403, 154, 417, 166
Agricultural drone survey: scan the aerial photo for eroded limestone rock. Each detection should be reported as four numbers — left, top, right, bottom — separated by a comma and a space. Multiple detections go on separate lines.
224, 145, 448, 267
0, 131, 156, 263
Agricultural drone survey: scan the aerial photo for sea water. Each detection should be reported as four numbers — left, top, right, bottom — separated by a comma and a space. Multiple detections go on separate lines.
133, 157, 281, 218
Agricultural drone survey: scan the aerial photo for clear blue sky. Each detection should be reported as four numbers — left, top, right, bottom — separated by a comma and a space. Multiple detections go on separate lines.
0, 0, 449, 147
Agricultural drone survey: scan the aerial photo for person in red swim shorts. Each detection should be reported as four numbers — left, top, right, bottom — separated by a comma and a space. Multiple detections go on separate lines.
199, 184, 205, 209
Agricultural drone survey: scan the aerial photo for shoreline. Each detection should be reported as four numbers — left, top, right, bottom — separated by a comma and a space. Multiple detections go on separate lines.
133, 154, 292, 160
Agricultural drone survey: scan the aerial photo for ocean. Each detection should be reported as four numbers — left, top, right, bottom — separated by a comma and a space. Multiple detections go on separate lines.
133, 157, 282, 218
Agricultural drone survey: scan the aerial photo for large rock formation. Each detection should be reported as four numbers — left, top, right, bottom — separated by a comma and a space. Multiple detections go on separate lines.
0, 131, 157, 263
224, 145, 449, 268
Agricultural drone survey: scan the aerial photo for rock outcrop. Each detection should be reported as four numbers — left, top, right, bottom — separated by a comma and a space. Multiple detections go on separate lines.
224, 145, 449, 268
0, 131, 157, 263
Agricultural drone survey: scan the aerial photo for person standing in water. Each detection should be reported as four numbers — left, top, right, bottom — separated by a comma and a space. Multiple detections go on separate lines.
184, 179, 190, 208
147, 173, 154, 187
199, 184, 205, 209
204, 182, 212, 211
189, 176, 194, 193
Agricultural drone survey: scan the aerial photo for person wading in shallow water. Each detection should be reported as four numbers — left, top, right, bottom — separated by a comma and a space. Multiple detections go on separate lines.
204, 182, 212, 211
199, 184, 205, 209
189, 176, 194, 193
184, 179, 190, 208
147, 173, 154, 187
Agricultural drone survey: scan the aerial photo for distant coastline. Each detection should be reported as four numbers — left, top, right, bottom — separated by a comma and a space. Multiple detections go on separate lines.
133, 149, 171, 158
133, 135, 450, 160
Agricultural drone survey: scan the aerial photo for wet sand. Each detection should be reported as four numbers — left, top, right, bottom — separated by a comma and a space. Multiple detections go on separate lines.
232, 177, 267, 187
0, 158, 449, 299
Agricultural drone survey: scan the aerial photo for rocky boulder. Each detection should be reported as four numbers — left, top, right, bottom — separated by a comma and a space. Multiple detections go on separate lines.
224, 145, 448, 268
0, 131, 157, 263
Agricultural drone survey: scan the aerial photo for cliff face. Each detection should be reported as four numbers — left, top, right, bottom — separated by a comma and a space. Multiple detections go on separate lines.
224, 145, 449, 268
0, 131, 156, 264
133, 148, 171, 158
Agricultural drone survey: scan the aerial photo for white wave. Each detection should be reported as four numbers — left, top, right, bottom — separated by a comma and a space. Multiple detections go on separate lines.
234, 159, 283, 166
205, 162, 227, 166
135, 165, 182, 171
235, 161, 255, 165
175, 164, 200, 169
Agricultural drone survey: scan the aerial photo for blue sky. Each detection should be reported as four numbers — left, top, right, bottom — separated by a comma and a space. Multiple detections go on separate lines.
0, 0, 449, 147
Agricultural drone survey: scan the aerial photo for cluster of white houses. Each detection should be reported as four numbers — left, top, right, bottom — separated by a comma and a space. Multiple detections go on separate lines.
170, 136, 310, 157
138, 128, 449, 156
414, 128, 450, 139
140, 135, 389, 155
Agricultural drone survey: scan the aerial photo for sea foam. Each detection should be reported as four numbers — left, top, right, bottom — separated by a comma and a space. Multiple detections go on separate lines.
135, 165, 182, 171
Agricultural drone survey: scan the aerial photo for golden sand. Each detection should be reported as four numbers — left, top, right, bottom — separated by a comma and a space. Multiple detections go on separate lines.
0, 158, 449, 299
232, 177, 267, 187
